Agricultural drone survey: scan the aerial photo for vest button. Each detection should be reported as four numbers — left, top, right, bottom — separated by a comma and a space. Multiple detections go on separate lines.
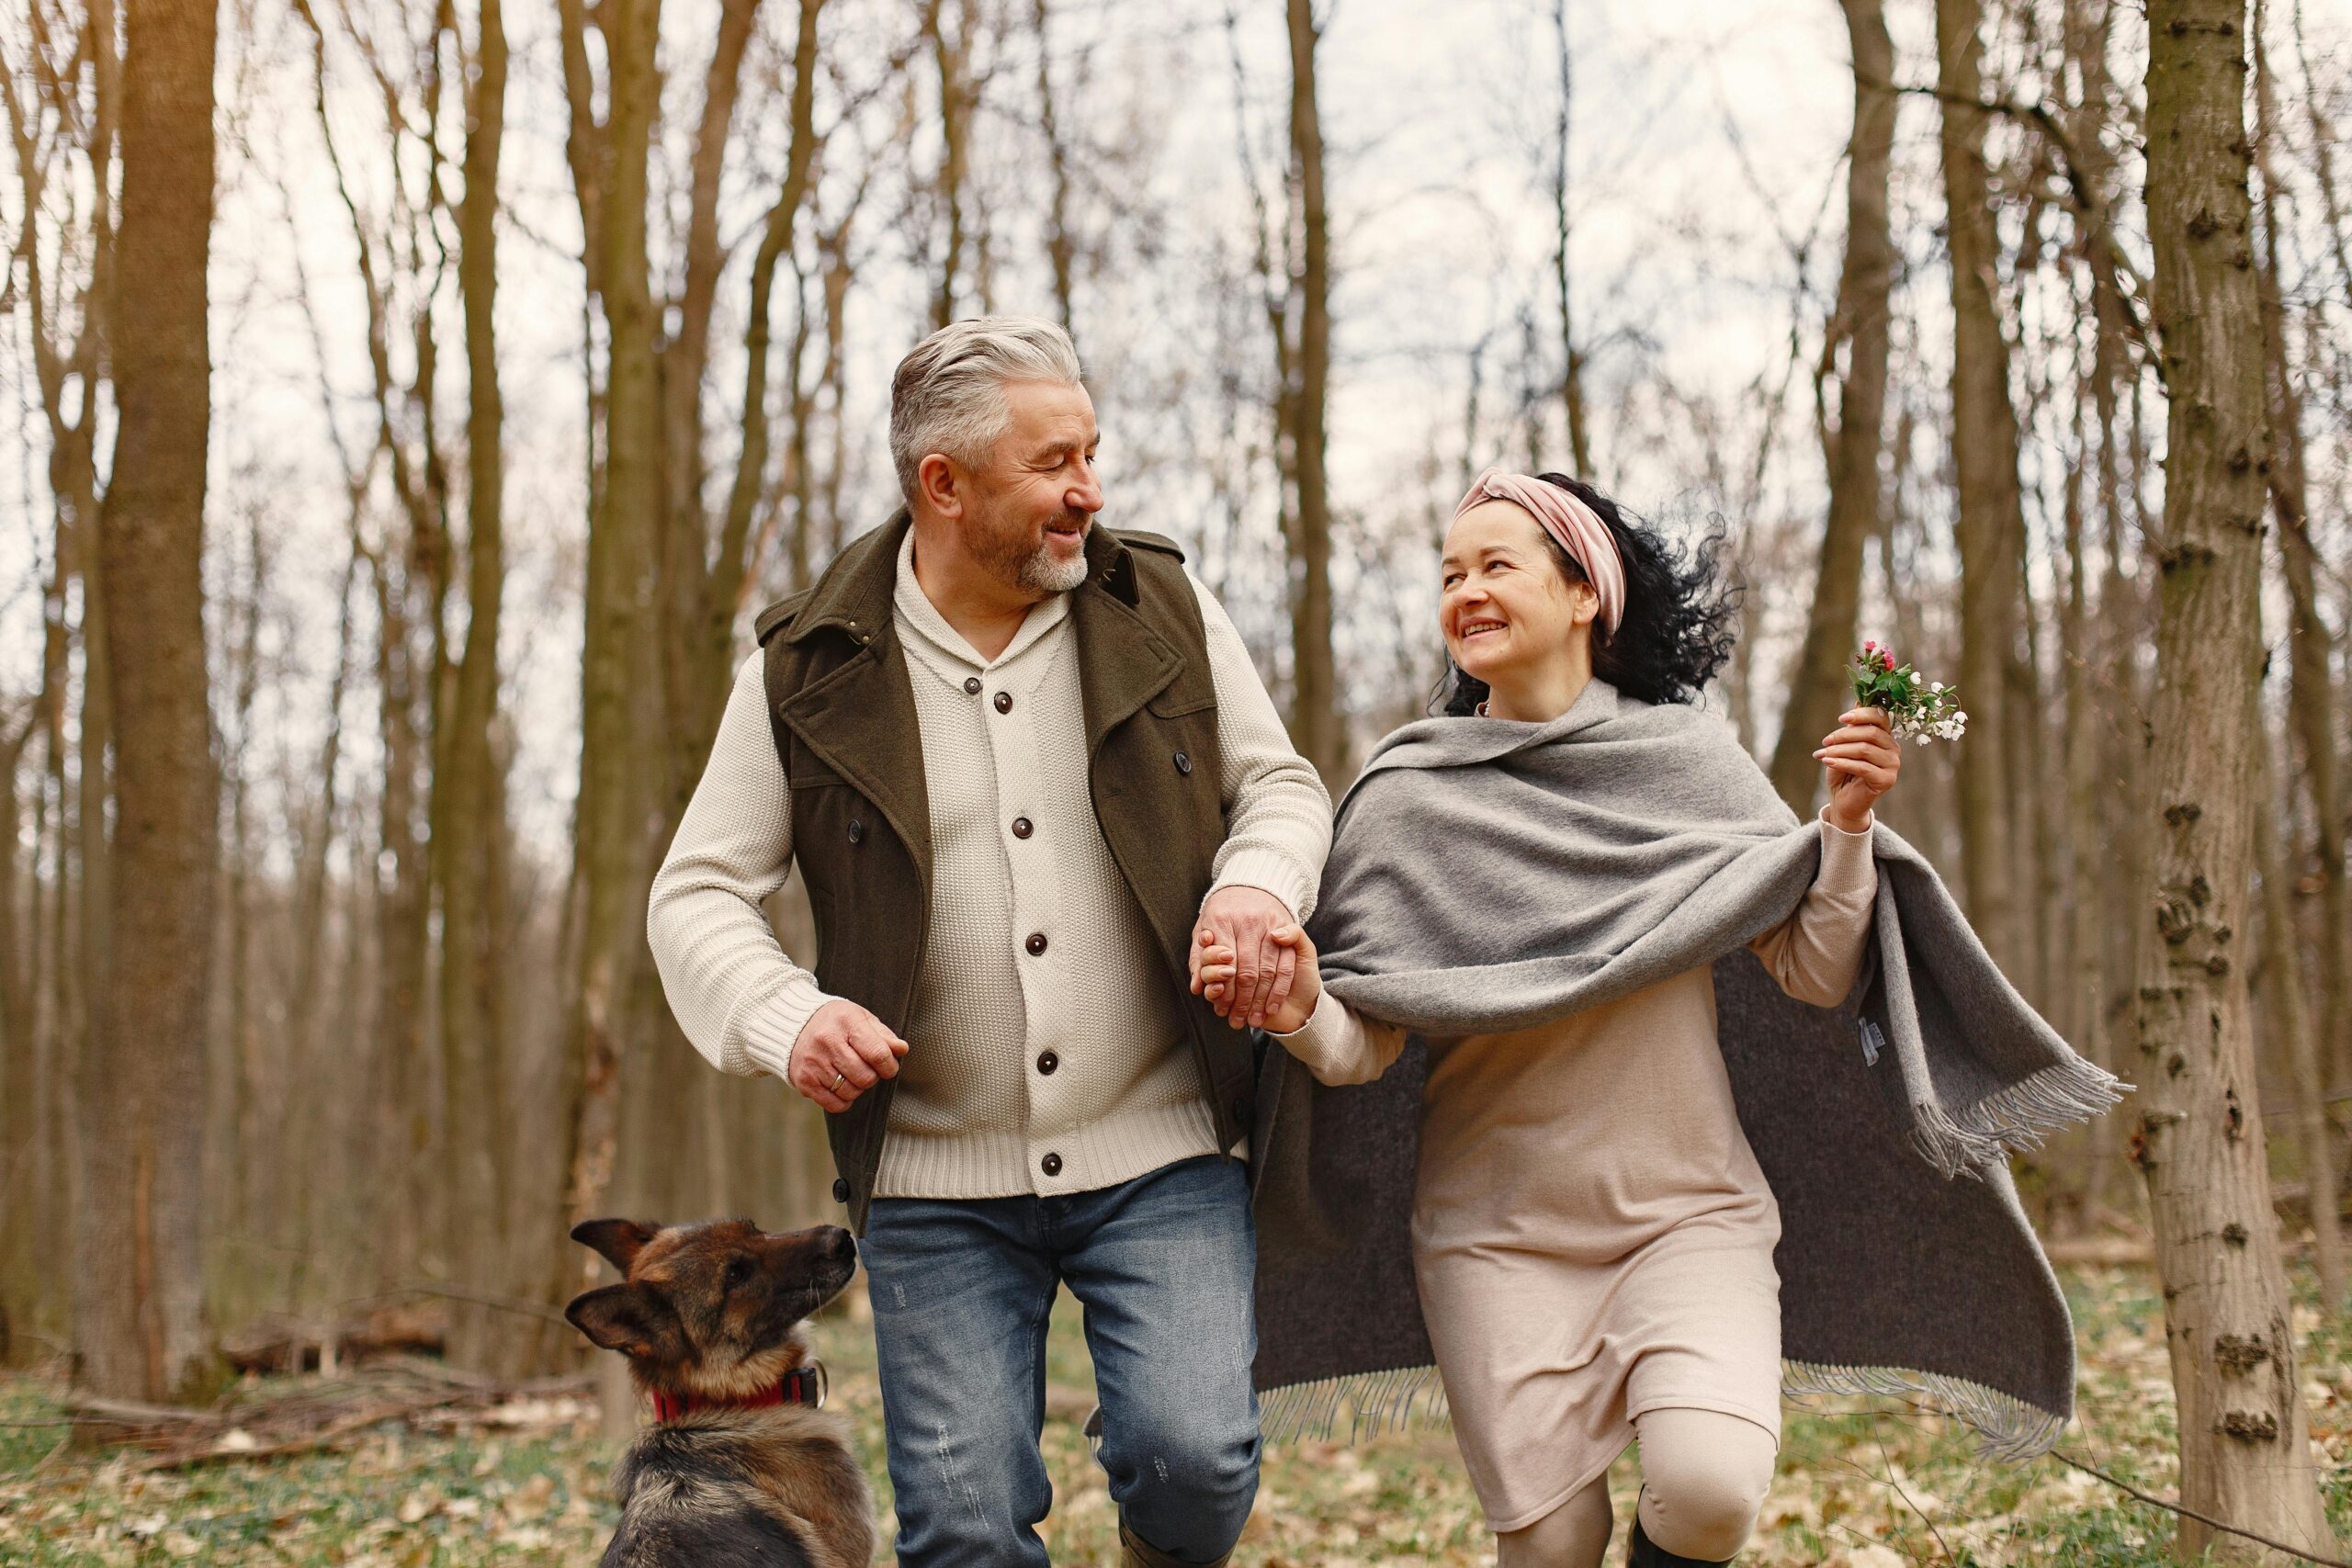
964, 676, 982, 695
1024, 932, 1048, 956
1174, 751, 1193, 775
1041, 1152, 1063, 1177
1012, 817, 1033, 840
994, 691, 1013, 714
1036, 1051, 1058, 1075
831, 1178, 850, 1203
847, 818, 865, 844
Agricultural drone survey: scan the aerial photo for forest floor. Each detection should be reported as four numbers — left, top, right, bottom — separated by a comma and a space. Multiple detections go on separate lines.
5, 1263, 2352, 1565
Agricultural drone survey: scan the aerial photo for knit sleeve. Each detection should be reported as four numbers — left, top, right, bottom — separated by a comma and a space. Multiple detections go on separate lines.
1746, 807, 1880, 1009
646, 649, 842, 1080
1190, 570, 1336, 921
1270, 987, 1408, 1087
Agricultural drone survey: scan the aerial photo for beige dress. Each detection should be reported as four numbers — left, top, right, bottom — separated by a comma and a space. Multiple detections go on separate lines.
1274, 807, 1880, 1532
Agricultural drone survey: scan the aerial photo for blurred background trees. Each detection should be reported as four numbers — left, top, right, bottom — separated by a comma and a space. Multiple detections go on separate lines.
3, 0, 2351, 1545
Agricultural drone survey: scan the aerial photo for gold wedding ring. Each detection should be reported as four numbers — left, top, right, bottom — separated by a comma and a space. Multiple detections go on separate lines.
831, 1071, 846, 1092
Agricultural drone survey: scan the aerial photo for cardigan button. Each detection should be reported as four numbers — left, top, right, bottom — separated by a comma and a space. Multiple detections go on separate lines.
847, 818, 865, 845
1012, 817, 1033, 840
1025, 932, 1048, 957
1036, 1051, 1058, 1075
1041, 1152, 1063, 1177
1174, 751, 1193, 775
831, 1178, 850, 1203
994, 691, 1013, 714
964, 676, 982, 695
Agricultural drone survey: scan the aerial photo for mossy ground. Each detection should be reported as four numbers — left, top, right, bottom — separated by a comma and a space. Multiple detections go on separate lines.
6, 1264, 2350, 1564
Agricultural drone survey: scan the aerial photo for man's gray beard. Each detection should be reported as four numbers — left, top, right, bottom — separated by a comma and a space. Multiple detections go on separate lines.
1016, 543, 1091, 594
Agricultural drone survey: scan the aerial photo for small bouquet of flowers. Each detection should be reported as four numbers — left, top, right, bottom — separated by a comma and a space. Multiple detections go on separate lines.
1850, 640, 1967, 743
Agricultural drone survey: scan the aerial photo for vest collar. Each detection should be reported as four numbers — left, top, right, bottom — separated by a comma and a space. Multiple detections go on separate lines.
650, 1362, 826, 1424
784, 511, 1144, 649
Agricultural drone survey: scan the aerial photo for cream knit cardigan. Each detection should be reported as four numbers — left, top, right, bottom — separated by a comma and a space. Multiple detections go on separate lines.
648, 529, 1333, 1200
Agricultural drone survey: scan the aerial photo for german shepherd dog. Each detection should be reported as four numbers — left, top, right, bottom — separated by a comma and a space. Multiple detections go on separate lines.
566, 1217, 874, 1568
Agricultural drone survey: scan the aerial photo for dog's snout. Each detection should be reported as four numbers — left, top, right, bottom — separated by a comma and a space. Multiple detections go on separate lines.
820, 1225, 854, 1266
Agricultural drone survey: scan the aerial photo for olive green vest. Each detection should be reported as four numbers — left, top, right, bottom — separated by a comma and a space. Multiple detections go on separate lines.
753, 513, 1250, 1233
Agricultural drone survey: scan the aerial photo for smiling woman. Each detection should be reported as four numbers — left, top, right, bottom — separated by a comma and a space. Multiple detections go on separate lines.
1439, 472, 1737, 717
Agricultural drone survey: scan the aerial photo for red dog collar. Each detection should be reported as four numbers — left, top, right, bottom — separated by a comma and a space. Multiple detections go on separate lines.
650, 1362, 826, 1424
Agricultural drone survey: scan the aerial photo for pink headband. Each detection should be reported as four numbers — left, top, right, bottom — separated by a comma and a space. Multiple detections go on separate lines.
1453, 468, 1625, 636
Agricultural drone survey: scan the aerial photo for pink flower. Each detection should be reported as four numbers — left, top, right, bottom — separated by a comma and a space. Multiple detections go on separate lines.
1880, 650, 1894, 671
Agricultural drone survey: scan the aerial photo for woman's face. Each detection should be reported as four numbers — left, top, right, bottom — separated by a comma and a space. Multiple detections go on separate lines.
1440, 500, 1597, 688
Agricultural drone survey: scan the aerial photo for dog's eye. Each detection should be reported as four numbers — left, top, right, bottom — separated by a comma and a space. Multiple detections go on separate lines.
724, 1258, 752, 1289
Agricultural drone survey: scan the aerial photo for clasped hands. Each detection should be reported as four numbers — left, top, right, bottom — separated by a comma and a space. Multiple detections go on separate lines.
1191, 886, 1320, 1037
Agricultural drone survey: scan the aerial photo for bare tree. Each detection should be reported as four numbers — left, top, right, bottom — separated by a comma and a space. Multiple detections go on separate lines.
2252, 1, 2349, 1100
2131, 0, 2341, 1553
435, 0, 517, 1374
1549, 0, 1592, 480
2256, 729, 2342, 1314
75, 0, 219, 1404
1285, 0, 1340, 783
1934, 0, 2022, 975
1768, 0, 1895, 812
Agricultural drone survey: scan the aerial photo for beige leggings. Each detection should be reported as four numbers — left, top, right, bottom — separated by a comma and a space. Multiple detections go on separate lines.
1494, 1406, 1777, 1567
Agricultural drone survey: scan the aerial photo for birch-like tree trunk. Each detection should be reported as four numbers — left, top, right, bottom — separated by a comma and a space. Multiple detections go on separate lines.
1768, 0, 1894, 813
2132, 0, 2340, 1552
75, 0, 218, 1404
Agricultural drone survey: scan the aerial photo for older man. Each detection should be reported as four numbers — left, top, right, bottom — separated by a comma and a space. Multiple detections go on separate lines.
646, 317, 1331, 1566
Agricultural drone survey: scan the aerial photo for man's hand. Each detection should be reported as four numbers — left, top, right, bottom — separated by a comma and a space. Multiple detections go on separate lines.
1189, 886, 1298, 1030
1199, 923, 1320, 1035
787, 999, 910, 1113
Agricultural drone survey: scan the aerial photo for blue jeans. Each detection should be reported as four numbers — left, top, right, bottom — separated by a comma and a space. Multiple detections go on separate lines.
857, 1153, 1261, 1566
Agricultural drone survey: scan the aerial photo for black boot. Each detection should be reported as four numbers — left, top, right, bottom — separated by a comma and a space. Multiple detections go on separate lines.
1118, 1518, 1232, 1568
1627, 1514, 1733, 1567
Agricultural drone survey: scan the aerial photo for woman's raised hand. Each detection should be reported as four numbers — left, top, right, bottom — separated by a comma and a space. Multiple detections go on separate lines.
1197, 924, 1321, 1035
1813, 705, 1901, 833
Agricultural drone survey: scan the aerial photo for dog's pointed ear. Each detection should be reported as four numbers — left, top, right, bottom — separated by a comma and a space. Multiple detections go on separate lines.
565, 1283, 679, 1359
571, 1217, 662, 1272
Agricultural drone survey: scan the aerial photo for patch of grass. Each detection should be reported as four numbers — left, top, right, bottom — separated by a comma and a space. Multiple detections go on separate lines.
5, 1265, 2348, 1563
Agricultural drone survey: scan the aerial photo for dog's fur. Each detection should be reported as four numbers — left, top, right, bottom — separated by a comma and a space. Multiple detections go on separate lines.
566, 1216, 874, 1568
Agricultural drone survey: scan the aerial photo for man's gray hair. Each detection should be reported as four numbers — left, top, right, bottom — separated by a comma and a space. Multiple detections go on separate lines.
889, 316, 1085, 502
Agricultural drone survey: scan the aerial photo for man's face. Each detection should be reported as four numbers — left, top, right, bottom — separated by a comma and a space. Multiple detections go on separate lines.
958, 379, 1103, 596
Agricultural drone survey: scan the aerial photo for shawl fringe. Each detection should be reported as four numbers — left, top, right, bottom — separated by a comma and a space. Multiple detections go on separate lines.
1259, 1365, 1452, 1445
1907, 1055, 2131, 1179
1258, 1358, 2066, 1461
1780, 1359, 2066, 1461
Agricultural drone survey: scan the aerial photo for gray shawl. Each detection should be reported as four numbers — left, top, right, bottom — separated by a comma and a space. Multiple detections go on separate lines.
1249, 678, 2123, 1459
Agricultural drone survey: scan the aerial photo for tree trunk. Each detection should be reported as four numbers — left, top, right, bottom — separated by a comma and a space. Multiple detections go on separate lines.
925, 0, 971, 330
2256, 734, 2343, 1313
2132, 0, 2340, 1553
553, 0, 664, 1381
74, 0, 218, 1404
437, 0, 518, 1376
2251, 8, 2349, 1099
1549, 0, 1592, 480
1768, 0, 1894, 814
1934, 0, 2021, 976
1034, 0, 1076, 332
1285, 0, 1341, 784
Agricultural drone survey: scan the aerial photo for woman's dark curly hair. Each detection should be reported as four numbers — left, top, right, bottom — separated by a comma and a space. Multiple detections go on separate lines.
1439, 473, 1739, 714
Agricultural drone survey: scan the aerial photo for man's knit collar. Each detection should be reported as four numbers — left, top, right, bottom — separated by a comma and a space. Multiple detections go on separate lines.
891, 526, 1070, 674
